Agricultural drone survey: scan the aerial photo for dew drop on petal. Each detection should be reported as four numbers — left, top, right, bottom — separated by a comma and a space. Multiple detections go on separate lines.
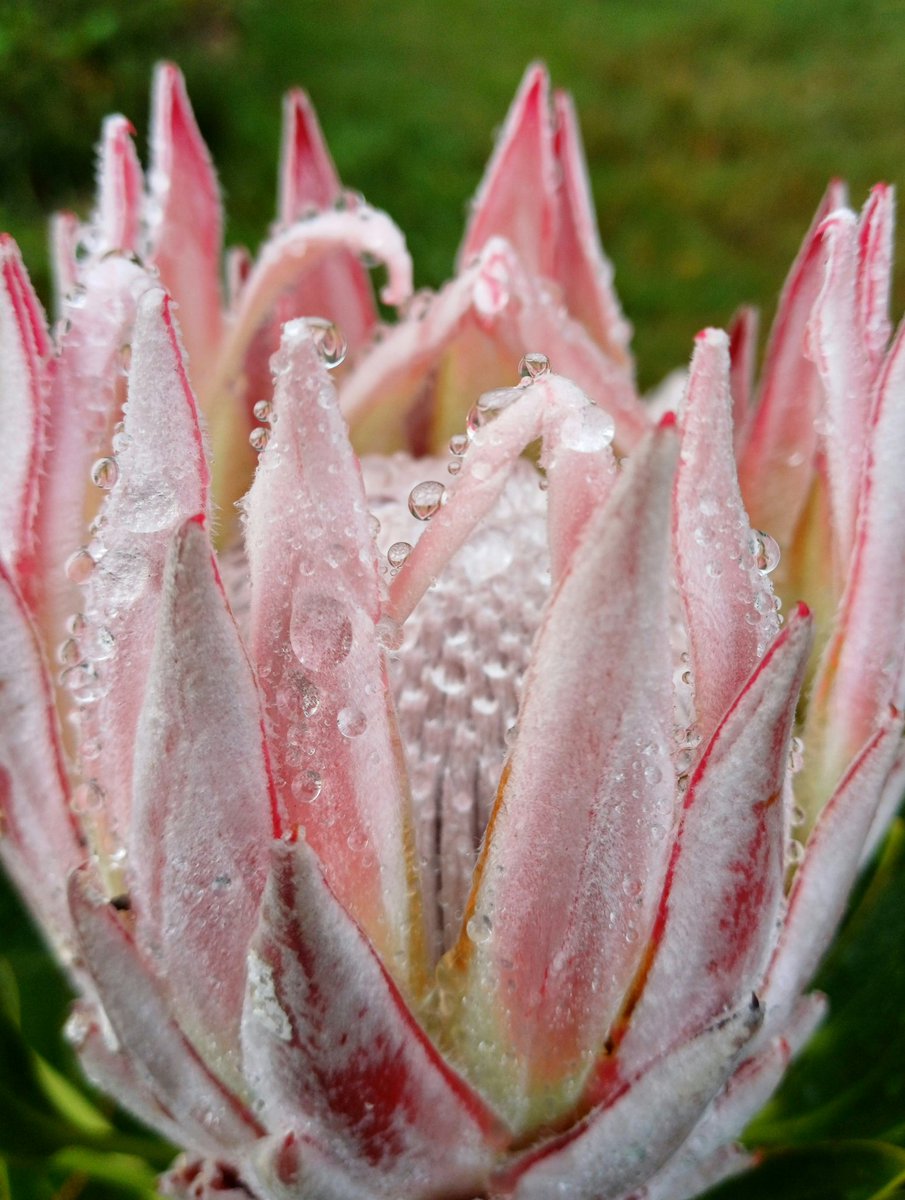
249, 426, 271, 452
337, 706, 367, 738
304, 317, 347, 368
70, 779, 105, 815
91, 457, 119, 490
57, 637, 82, 667
67, 612, 89, 637
466, 914, 493, 945
559, 404, 615, 453
84, 625, 116, 662
449, 433, 468, 457
291, 769, 322, 804
408, 481, 446, 521
66, 548, 96, 585
519, 352, 550, 380
289, 594, 353, 671
387, 541, 412, 569
253, 399, 273, 423
448, 460, 462, 476
749, 529, 781, 574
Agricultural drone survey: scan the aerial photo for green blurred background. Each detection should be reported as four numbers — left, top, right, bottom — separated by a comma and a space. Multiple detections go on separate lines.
3, 1, 905, 1196
2, 0, 905, 388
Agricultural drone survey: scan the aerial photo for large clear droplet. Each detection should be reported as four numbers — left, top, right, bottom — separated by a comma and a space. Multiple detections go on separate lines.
253, 399, 273, 423
70, 779, 105, 815
337, 706, 367, 738
291, 769, 322, 804
519, 352, 550, 380
65, 548, 96, 585
289, 593, 353, 670
408, 481, 446, 521
249, 426, 271, 452
91, 457, 119, 490
387, 541, 413, 568
305, 317, 347, 369
749, 529, 781, 574
560, 404, 616, 453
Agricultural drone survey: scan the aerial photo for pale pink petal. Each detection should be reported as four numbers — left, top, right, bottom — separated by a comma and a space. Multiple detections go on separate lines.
247, 1132, 382, 1200
675, 329, 780, 740
764, 710, 903, 1026
856, 183, 895, 376
78, 288, 209, 848
594, 607, 811, 1096
95, 115, 143, 256
279, 88, 342, 221
806, 210, 871, 566
506, 1000, 762, 1200
242, 840, 501, 1196
457, 64, 558, 279
68, 868, 263, 1156
737, 181, 847, 545
341, 237, 646, 460
0, 561, 81, 947
441, 422, 678, 1129
808, 317, 905, 780
50, 211, 80, 308
244, 320, 419, 985
146, 63, 223, 381
632, 1144, 752, 1200
0, 236, 51, 584
862, 733, 905, 863
552, 89, 633, 363
130, 517, 276, 1051
728, 305, 759, 451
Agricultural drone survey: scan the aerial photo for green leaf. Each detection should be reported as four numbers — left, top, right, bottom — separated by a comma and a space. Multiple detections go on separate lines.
749, 819, 905, 1147
702, 1141, 905, 1200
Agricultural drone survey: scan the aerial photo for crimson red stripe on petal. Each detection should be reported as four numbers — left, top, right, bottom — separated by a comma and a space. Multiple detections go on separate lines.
595, 607, 811, 1097
79, 288, 209, 852
96, 115, 142, 256
457, 64, 558, 280
728, 305, 759, 452
764, 710, 903, 1028
241, 840, 501, 1195
244, 321, 420, 988
552, 89, 633, 364
675, 329, 780, 740
0, 562, 81, 949
130, 518, 276, 1050
738, 181, 847, 545
0, 236, 51, 585
68, 869, 263, 1157
147, 64, 222, 382
505, 1001, 762, 1200
442, 423, 678, 1132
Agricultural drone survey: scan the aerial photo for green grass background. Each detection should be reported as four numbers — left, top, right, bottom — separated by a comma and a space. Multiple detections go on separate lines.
2, 0, 905, 387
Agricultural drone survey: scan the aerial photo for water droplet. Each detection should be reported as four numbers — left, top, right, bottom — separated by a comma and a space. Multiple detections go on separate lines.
408, 481, 446, 521
84, 624, 115, 661
447, 459, 462, 476
749, 530, 781, 574
57, 637, 82, 667
249, 426, 271, 452
476, 387, 518, 422
67, 612, 89, 637
291, 769, 322, 803
253, 399, 273, 423
60, 663, 108, 705
289, 594, 352, 670
337, 706, 367, 738
449, 433, 468, 457
66, 548, 96, 585
91, 457, 119, 490
787, 838, 805, 865
789, 735, 804, 774
790, 803, 806, 827
71, 779, 104, 815
387, 541, 412, 569
519, 352, 550, 380
66, 285, 87, 309
368, 513, 381, 539
304, 317, 347, 368
467, 914, 493, 945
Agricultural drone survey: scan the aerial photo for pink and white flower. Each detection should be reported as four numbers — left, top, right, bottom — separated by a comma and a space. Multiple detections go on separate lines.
0, 62, 903, 1200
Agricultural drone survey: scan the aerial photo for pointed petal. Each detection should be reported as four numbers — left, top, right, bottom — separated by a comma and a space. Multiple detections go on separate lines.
68, 869, 263, 1155
806, 210, 871, 564
440, 423, 678, 1129
738, 181, 848, 545
552, 89, 632, 363
341, 237, 647, 459
675, 329, 780, 739
130, 518, 276, 1049
0, 562, 81, 946
728, 305, 759, 450
78, 289, 209, 851
242, 840, 500, 1194
278, 89, 342, 221
247, 1132, 382, 1200
807, 318, 905, 786
0, 236, 51, 582
595, 608, 811, 1093
50, 211, 79, 309
244, 321, 419, 986
95, 115, 142, 255
146, 64, 222, 380
856, 183, 895, 375
458, 64, 558, 279
765, 711, 903, 1025
507, 1001, 762, 1200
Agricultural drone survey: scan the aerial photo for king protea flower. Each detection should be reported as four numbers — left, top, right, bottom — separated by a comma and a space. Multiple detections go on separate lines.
1, 61, 903, 1200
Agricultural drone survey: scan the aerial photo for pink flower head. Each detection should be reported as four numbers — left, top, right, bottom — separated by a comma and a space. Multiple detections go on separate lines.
1, 63, 903, 1200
